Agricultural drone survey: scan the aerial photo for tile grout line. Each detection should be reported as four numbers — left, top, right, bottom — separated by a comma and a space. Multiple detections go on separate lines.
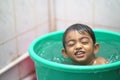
0, 21, 47, 45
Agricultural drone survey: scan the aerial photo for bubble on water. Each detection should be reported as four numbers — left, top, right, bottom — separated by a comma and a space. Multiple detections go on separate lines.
96, 41, 120, 63
53, 57, 61, 63
108, 54, 120, 63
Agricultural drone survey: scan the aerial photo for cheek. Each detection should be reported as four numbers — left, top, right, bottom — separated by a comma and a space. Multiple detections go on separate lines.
84, 45, 94, 52
66, 47, 74, 54
66, 48, 72, 53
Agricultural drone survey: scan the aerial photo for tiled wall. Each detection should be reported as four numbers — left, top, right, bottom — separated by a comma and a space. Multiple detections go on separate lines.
0, 0, 120, 79
55, 0, 120, 32
0, 0, 49, 69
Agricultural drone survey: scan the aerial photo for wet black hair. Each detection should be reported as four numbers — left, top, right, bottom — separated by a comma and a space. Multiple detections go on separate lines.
63, 23, 96, 49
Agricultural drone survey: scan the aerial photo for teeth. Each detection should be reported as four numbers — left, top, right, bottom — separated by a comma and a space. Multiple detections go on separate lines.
76, 51, 84, 55
77, 52, 81, 54
80, 52, 83, 54
75, 51, 85, 58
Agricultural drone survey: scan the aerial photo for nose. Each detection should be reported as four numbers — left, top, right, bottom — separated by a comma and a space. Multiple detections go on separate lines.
75, 42, 82, 50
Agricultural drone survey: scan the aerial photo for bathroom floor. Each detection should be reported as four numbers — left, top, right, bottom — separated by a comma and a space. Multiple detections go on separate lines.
22, 72, 36, 80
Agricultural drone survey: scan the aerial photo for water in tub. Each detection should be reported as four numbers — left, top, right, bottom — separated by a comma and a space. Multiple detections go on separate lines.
37, 40, 120, 64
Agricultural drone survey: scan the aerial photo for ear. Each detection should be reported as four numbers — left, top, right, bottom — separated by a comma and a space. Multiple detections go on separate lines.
93, 43, 99, 54
62, 48, 69, 58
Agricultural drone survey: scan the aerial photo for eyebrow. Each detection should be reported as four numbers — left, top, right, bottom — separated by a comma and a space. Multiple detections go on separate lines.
66, 36, 90, 43
80, 36, 90, 40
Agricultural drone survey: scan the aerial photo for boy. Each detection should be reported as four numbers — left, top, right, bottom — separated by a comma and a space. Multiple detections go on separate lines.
62, 23, 108, 65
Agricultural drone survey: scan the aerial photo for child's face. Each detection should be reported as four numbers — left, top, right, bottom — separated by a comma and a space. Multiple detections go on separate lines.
62, 30, 99, 65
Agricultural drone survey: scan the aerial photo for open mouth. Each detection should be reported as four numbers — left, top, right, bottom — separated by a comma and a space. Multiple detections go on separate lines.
74, 51, 85, 58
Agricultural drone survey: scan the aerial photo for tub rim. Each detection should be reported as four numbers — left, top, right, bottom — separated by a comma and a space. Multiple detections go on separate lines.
29, 29, 120, 73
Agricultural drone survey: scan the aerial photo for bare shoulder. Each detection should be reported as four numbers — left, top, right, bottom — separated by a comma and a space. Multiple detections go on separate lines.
93, 57, 109, 65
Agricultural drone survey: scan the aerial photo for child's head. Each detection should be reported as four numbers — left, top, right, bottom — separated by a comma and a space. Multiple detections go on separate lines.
62, 23, 99, 65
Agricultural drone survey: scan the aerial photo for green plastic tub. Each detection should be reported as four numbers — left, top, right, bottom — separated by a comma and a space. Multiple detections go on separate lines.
29, 29, 120, 80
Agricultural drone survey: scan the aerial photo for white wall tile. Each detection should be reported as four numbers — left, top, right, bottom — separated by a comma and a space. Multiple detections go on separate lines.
35, 23, 49, 37
55, 0, 94, 23
15, 0, 36, 35
0, 0, 50, 70
15, 0, 49, 35
94, 24, 120, 33
17, 30, 36, 55
56, 21, 80, 30
55, 0, 67, 20
0, 39, 18, 69
0, 0, 15, 43
34, 0, 49, 25
56, 21, 68, 30
56, 21, 94, 31
95, 0, 120, 28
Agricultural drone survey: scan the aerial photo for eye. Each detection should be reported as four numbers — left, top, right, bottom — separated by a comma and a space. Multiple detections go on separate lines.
67, 41, 75, 47
81, 38, 89, 45
81, 41, 89, 45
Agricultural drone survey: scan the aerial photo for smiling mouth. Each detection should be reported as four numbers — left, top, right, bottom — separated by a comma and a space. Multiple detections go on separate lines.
74, 51, 85, 58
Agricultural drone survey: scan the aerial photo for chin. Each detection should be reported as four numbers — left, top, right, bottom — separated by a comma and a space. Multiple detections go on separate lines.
73, 59, 87, 65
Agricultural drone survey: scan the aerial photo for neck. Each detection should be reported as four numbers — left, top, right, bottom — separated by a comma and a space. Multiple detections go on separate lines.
73, 56, 96, 65
88, 56, 96, 65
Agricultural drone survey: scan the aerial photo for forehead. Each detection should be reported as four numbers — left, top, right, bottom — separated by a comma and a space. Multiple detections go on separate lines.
65, 30, 91, 39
